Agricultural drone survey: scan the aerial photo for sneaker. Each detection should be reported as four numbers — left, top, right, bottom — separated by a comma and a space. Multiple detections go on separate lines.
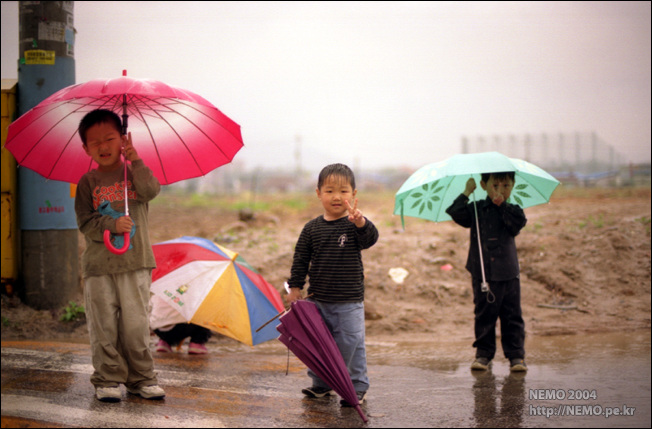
341, 391, 367, 407
471, 357, 491, 371
155, 339, 172, 353
188, 342, 208, 354
302, 386, 335, 398
127, 384, 166, 400
510, 358, 528, 372
95, 385, 121, 402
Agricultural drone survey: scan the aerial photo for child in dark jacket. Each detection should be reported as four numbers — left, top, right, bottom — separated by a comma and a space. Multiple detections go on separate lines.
446, 172, 528, 372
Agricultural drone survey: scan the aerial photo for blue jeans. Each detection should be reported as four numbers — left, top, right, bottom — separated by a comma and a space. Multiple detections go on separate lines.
308, 300, 369, 392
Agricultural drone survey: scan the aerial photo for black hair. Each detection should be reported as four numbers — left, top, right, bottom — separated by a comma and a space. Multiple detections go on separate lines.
481, 171, 515, 183
78, 109, 122, 145
317, 163, 356, 190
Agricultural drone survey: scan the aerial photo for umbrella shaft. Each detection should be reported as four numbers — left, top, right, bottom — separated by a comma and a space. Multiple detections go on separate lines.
471, 194, 486, 286
121, 93, 129, 216
122, 93, 128, 135
471, 195, 494, 302
123, 156, 129, 216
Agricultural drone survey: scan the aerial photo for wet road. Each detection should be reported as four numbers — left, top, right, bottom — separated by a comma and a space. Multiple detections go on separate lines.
2, 330, 650, 427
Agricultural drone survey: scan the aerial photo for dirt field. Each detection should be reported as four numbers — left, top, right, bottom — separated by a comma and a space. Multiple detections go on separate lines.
2, 186, 650, 343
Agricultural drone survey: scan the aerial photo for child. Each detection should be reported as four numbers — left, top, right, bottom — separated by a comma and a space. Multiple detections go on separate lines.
287, 163, 379, 406
150, 294, 212, 354
154, 323, 212, 354
445, 172, 528, 372
75, 109, 165, 402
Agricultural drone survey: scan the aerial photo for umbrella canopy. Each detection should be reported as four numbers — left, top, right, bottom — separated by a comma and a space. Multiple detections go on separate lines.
150, 236, 284, 346
5, 71, 243, 185
394, 151, 560, 225
277, 300, 368, 423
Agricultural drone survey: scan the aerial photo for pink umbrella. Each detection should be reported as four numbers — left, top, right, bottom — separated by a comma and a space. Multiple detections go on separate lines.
6, 70, 243, 185
5, 70, 243, 253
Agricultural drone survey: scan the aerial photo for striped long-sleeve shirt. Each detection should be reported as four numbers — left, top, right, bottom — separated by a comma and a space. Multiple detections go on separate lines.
288, 215, 379, 303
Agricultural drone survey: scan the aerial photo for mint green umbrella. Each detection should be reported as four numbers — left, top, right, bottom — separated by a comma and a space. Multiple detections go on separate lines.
394, 152, 560, 227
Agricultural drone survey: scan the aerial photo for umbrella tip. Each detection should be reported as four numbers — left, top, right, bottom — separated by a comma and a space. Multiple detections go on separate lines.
123, 69, 127, 76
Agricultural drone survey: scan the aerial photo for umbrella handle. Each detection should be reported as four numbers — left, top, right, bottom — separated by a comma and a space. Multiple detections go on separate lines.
255, 294, 314, 333
103, 143, 131, 256
103, 230, 130, 255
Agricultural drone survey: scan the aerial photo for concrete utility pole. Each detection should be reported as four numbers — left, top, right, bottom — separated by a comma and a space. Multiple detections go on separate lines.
18, 1, 78, 309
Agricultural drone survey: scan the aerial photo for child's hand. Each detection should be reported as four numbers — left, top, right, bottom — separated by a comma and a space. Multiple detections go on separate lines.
492, 194, 505, 206
464, 178, 477, 197
286, 287, 302, 304
115, 215, 133, 234
345, 199, 366, 228
122, 132, 141, 162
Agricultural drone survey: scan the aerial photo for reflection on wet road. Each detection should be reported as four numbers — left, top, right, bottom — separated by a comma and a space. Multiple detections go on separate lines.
2, 331, 650, 427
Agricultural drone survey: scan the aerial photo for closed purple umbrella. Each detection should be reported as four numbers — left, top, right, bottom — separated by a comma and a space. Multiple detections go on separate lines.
277, 300, 368, 423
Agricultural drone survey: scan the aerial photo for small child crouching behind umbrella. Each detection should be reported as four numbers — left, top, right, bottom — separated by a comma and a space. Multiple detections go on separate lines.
150, 294, 212, 354
445, 172, 528, 372
75, 109, 165, 402
286, 163, 379, 406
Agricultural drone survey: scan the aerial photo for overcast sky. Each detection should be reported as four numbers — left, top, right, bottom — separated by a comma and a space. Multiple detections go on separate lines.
2, 1, 650, 174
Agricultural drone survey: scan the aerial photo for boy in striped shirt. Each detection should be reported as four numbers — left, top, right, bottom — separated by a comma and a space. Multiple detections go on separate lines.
287, 163, 379, 407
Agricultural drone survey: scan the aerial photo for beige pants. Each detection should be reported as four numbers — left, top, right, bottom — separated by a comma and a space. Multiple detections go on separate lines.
84, 268, 158, 388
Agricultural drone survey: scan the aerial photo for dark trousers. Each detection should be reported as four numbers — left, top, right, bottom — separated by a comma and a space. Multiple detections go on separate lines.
472, 277, 525, 360
154, 323, 211, 346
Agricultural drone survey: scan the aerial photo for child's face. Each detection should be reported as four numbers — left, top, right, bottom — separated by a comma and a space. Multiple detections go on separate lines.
316, 174, 357, 221
481, 175, 514, 206
83, 121, 125, 172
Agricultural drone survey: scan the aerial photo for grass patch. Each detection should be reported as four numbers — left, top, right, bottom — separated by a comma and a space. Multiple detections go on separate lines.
153, 191, 311, 214
60, 301, 85, 322
551, 185, 651, 200
578, 214, 605, 229
636, 216, 651, 235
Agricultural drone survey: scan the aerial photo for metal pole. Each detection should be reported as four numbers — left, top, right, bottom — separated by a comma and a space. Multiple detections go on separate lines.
18, 1, 78, 310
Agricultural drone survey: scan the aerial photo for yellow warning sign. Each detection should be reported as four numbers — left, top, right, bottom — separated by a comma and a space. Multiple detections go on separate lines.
24, 50, 56, 65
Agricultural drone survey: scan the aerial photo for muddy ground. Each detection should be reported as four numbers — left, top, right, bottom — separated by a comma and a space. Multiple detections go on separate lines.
2, 186, 650, 345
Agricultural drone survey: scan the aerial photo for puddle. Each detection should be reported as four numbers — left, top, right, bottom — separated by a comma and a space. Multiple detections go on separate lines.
364, 330, 650, 427
2, 330, 649, 427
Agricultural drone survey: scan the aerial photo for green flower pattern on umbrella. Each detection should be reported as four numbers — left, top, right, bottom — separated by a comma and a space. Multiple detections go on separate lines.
407, 180, 534, 214
407, 180, 443, 215
511, 184, 532, 206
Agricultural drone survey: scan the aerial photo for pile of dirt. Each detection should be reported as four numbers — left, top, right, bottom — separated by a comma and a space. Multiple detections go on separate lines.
2, 187, 650, 343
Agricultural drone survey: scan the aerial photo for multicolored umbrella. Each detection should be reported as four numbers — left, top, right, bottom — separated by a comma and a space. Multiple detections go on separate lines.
277, 300, 368, 423
394, 151, 560, 226
151, 236, 284, 346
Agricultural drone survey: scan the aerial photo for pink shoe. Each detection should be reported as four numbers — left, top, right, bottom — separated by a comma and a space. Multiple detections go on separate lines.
188, 342, 208, 354
155, 339, 172, 353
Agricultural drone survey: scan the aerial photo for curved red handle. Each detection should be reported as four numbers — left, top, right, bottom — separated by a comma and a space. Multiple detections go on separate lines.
103, 230, 130, 255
